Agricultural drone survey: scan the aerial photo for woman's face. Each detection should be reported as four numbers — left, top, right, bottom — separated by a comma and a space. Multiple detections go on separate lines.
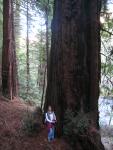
48, 106, 52, 112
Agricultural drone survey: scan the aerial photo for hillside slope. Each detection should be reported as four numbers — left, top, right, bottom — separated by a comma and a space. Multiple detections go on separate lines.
0, 98, 71, 150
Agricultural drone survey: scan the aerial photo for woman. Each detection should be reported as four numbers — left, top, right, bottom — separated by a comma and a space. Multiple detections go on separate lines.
45, 106, 57, 142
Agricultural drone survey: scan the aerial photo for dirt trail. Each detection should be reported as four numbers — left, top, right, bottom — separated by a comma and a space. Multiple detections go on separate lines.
0, 98, 70, 150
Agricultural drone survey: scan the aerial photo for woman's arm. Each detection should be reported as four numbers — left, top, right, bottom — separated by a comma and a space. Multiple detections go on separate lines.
45, 113, 52, 123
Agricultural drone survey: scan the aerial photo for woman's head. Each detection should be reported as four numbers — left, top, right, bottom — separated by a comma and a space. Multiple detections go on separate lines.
48, 105, 52, 112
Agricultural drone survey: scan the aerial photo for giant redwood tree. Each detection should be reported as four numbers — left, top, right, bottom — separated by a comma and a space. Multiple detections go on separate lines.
2, 0, 18, 100
45, 0, 104, 149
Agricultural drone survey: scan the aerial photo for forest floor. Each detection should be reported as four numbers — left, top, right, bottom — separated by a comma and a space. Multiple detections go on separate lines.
0, 97, 71, 150
0, 97, 113, 150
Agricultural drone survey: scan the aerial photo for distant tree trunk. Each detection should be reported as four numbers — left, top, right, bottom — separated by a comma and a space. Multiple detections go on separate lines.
14, 0, 21, 50
26, 0, 30, 95
44, 0, 104, 149
2, 0, 18, 100
11, 0, 18, 98
45, 0, 49, 79
41, 66, 47, 110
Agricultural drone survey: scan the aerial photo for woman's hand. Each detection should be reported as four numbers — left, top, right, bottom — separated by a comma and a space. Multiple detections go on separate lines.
52, 120, 57, 123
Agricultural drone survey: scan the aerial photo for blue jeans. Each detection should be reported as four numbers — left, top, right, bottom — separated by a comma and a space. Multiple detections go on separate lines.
48, 127, 55, 141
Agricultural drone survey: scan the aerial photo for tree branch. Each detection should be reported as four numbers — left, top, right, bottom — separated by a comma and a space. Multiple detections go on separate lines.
101, 28, 113, 36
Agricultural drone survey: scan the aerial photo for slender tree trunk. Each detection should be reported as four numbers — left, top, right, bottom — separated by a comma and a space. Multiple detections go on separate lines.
45, 0, 49, 79
14, 0, 21, 50
11, 0, 18, 97
37, 25, 47, 106
26, 0, 30, 95
44, 0, 104, 149
2, 0, 18, 100
41, 66, 47, 110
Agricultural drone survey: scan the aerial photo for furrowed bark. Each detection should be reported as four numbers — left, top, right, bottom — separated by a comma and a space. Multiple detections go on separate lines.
2, 0, 18, 100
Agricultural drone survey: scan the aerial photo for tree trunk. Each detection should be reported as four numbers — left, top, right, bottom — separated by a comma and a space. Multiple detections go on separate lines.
41, 66, 47, 110
45, 0, 49, 79
14, 0, 21, 51
26, 0, 30, 96
44, 0, 104, 149
2, 0, 18, 100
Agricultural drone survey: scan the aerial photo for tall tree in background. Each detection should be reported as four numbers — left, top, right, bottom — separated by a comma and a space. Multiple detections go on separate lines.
2, 0, 18, 99
36, 0, 54, 74
45, 0, 104, 149
26, 0, 30, 95
36, 0, 54, 108
45, 0, 50, 78
14, 0, 21, 51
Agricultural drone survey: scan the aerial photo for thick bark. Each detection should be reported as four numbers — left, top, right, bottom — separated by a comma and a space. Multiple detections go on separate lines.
45, 0, 104, 149
2, 0, 18, 100
44, 0, 63, 134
